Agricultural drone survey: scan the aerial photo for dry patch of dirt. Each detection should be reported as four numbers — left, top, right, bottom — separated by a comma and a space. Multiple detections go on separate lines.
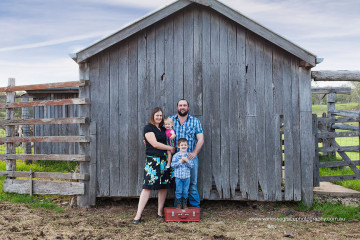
0, 199, 359, 239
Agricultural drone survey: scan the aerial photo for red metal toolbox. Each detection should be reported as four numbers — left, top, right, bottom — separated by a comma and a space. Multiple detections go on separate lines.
164, 207, 200, 222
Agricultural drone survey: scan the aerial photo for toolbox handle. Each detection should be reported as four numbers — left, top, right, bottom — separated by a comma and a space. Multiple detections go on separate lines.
178, 213, 189, 219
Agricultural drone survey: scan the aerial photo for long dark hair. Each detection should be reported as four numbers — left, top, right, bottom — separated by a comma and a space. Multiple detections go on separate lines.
149, 107, 164, 126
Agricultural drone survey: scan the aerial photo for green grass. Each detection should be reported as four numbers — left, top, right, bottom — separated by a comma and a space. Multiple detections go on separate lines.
318, 155, 360, 192
312, 103, 359, 117
296, 200, 360, 221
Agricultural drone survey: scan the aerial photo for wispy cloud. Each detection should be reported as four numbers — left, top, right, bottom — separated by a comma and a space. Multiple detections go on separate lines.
0, 31, 114, 52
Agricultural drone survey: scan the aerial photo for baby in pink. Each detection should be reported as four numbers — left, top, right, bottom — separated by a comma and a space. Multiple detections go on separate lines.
164, 118, 176, 168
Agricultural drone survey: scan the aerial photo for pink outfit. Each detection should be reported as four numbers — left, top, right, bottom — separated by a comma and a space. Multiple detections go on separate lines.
165, 129, 176, 147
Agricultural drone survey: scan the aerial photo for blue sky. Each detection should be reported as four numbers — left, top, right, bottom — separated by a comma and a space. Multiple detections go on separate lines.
0, 0, 359, 86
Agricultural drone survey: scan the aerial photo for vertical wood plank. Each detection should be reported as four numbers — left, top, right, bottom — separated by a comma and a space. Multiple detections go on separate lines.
183, 8, 194, 110
78, 62, 91, 207
291, 57, 301, 201
282, 54, 294, 201
228, 19, 239, 199
299, 67, 314, 206
109, 46, 120, 196
174, 12, 184, 102
139, 30, 149, 195
193, 7, 203, 116
255, 38, 268, 200
272, 48, 284, 200
89, 55, 101, 197
119, 41, 130, 196
264, 42, 275, 201
193, 8, 204, 197
313, 114, 320, 187
6, 78, 16, 174
237, 26, 247, 199
210, 11, 221, 197
245, 31, 258, 200
201, 8, 212, 199
99, 51, 110, 197
89, 121, 97, 206
128, 37, 139, 197
220, 17, 230, 199
274, 114, 282, 200
156, 23, 166, 111
164, 18, 175, 116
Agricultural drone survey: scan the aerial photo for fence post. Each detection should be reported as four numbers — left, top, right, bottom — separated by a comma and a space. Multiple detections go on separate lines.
312, 114, 320, 187
77, 63, 92, 208
21, 97, 32, 163
6, 78, 16, 175
326, 92, 336, 157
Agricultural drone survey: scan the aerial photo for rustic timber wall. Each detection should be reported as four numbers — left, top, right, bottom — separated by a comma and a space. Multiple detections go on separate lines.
87, 5, 313, 202
33, 92, 79, 155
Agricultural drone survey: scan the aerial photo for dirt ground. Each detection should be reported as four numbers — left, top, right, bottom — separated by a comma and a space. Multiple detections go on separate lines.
0, 198, 359, 240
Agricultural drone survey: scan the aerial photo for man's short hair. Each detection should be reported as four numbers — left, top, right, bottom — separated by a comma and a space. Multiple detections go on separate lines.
177, 99, 190, 107
177, 138, 188, 145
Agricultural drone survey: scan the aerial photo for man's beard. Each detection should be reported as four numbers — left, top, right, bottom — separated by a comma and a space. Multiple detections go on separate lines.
178, 109, 189, 117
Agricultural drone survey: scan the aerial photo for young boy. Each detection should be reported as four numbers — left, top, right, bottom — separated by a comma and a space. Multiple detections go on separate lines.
171, 138, 194, 209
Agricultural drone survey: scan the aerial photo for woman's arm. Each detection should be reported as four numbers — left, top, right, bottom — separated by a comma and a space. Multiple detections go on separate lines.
145, 132, 175, 153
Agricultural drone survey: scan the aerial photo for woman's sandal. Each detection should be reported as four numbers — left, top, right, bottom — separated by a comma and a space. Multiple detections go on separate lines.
157, 214, 164, 219
132, 218, 142, 224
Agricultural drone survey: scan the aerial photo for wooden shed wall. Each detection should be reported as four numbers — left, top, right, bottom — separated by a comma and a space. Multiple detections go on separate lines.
34, 93, 79, 154
88, 5, 313, 200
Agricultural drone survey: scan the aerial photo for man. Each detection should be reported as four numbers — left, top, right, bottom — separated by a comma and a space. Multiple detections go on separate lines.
171, 99, 204, 209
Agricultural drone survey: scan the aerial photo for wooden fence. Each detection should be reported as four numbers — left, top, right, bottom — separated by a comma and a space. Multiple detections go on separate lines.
0, 78, 95, 208
312, 87, 360, 185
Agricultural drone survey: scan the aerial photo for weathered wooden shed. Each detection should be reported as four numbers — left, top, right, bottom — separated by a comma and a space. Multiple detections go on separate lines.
73, 0, 316, 205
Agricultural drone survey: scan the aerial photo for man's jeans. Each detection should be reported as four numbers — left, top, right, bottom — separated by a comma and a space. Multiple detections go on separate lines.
175, 177, 190, 199
188, 156, 200, 207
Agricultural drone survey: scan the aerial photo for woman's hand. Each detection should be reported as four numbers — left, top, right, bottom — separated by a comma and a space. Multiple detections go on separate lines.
169, 146, 175, 154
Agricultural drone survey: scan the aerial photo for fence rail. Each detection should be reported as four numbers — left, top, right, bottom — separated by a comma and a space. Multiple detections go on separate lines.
0, 80, 87, 92
0, 117, 87, 126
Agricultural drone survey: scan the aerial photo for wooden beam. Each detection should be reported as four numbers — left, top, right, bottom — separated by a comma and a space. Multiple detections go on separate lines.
0, 171, 89, 180
0, 154, 89, 161
312, 70, 360, 81
0, 117, 87, 126
0, 80, 87, 92
318, 131, 359, 138
331, 124, 359, 131
332, 110, 359, 118
0, 136, 90, 143
318, 117, 360, 124
319, 160, 360, 168
318, 146, 359, 153
3, 179, 84, 195
0, 98, 89, 109
320, 175, 360, 181
311, 87, 351, 95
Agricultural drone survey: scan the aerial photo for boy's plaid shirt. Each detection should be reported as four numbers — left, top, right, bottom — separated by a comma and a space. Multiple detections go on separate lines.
171, 152, 194, 179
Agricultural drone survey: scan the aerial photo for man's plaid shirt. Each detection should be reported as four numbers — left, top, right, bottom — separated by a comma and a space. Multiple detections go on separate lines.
170, 114, 203, 153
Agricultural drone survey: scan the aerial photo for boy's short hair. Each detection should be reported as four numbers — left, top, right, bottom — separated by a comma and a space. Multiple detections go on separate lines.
177, 138, 188, 145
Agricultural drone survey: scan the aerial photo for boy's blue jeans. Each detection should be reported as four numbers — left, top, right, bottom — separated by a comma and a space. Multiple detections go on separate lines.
175, 177, 190, 199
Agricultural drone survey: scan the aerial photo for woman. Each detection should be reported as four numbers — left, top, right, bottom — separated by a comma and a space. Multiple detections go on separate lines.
133, 107, 175, 224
